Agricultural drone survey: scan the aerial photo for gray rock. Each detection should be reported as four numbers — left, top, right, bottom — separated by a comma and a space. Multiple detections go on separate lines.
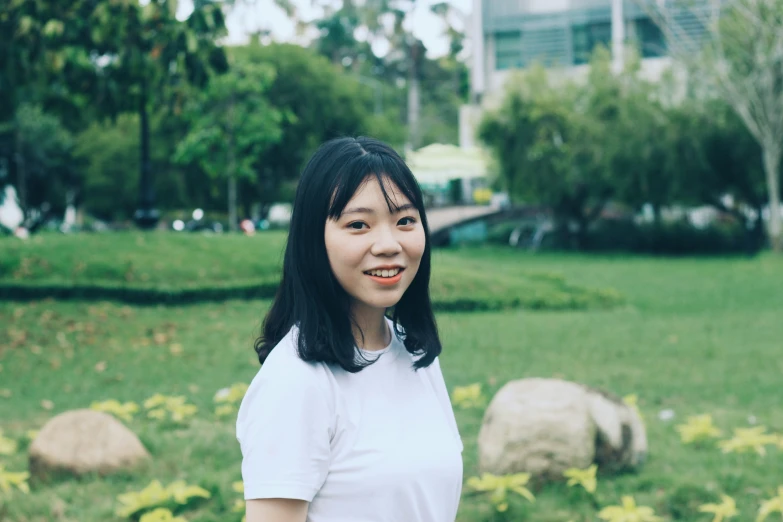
582, 386, 648, 472
477, 378, 648, 479
478, 378, 596, 478
29, 409, 150, 479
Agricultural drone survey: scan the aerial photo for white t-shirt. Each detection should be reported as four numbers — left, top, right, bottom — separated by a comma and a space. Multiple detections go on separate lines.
236, 317, 464, 522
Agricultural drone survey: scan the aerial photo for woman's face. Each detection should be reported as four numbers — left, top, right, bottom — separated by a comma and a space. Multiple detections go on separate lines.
324, 176, 426, 313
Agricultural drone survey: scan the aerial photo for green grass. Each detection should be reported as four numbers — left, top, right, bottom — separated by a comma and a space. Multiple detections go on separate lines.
0, 232, 622, 310
0, 231, 289, 289
0, 242, 782, 521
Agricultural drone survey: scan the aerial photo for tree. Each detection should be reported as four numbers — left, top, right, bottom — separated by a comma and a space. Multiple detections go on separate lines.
479, 56, 620, 249
230, 43, 376, 202
74, 115, 141, 221
91, 0, 229, 228
666, 96, 767, 251
174, 61, 284, 231
3, 104, 76, 214
0, 0, 112, 219
0, 0, 229, 227
74, 111, 194, 222
634, 0, 783, 251
606, 52, 678, 222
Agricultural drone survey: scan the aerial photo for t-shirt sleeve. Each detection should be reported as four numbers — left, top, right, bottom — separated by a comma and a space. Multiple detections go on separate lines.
236, 353, 332, 501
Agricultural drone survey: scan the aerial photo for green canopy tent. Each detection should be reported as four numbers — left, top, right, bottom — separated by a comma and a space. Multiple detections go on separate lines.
406, 144, 491, 206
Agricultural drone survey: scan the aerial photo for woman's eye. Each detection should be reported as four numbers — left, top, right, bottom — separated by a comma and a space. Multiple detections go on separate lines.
398, 217, 417, 226
348, 222, 367, 230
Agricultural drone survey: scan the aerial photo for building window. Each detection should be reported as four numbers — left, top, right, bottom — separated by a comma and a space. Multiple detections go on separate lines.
571, 21, 612, 65
495, 31, 523, 70
633, 17, 667, 57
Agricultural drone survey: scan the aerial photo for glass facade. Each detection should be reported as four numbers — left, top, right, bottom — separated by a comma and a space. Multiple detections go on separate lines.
571, 20, 612, 65
631, 17, 666, 57
486, 0, 707, 71
495, 31, 524, 70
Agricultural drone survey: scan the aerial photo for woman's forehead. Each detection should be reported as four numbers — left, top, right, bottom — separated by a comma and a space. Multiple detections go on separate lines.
346, 176, 411, 208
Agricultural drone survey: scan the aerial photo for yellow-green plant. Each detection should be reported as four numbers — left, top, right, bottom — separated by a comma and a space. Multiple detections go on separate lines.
676, 414, 722, 444
214, 383, 249, 417
623, 394, 643, 421
563, 464, 597, 494
0, 430, 18, 455
116, 480, 172, 517
466, 472, 535, 512
116, 479, 210, 518
451, 383, 485, 409
718, 427, 778, 456
757, 486, 783, 522
598, 496, 662, 522
698, 494, 738, 522
215, 383, 249, 405
0, 465, 30, 494
139, 508, 187, 522
90, 399, 139, 422
233, 481, 245, 522
143, 394, 198, 423
166, 480, 210, 504
216, 404, 236, 417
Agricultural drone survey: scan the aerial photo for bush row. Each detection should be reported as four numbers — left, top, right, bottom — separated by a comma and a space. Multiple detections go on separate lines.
0, 281, 622, 311
488, 219, 762, 255
584, 220, 762, 256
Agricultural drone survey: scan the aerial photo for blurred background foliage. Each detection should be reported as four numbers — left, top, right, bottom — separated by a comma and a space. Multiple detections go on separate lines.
0, 0, 779, 254
0, 0, 468, 224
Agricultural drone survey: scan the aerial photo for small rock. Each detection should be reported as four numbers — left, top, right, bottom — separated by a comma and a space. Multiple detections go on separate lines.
477, 378, 648, 479
29, 409, 150, 479
582, 386, 647, 472
478, 378, 595, 478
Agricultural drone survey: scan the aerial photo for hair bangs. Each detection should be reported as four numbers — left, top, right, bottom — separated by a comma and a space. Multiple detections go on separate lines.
327, 154, 424, 221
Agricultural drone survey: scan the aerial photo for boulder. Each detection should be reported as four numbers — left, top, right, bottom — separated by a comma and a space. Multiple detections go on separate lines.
478, 378, 596, 478
582, 386, 647, 471
29, 409, 150, 479
477, 378, 647, 478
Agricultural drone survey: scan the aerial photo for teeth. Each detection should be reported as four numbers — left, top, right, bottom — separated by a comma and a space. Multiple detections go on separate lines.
367, 268, 400, 277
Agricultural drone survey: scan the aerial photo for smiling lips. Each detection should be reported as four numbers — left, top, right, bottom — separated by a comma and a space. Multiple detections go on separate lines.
364, 266, 405, 286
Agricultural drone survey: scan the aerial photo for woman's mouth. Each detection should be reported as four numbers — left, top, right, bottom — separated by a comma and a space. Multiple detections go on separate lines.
364, 267, 404, 286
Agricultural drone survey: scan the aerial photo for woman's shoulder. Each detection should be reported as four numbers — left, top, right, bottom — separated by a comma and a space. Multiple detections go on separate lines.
238, 325, 335, 426
259, 324, 330, 380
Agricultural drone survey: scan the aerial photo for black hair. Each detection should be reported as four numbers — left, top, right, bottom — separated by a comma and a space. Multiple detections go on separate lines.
254, 136, 441, 372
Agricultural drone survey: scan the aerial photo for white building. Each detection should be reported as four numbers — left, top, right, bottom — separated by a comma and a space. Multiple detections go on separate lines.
460, 0, 708, 148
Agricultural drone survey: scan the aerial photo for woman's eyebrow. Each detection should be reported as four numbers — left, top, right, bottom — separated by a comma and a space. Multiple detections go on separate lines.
342, 203, 416, 216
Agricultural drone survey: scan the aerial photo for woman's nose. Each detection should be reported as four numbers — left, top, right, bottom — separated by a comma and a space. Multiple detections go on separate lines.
371, 226, 402, 256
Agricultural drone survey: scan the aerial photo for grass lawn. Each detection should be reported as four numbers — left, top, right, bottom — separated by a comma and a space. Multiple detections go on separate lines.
0, 232, 621, 311
0, 238, 782, 521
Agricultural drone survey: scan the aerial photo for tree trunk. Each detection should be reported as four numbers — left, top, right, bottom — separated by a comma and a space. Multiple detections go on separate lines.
134, 83, 159, 229
407, 71, 420, 150
227, 144, 238, 232
13, 125, 27, 217
761, 143, 782, 252
406, 40, 421, 151
227, 96, 238, 232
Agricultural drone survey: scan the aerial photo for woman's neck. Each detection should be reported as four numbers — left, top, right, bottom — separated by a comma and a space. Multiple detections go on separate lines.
350, 305, 390, 351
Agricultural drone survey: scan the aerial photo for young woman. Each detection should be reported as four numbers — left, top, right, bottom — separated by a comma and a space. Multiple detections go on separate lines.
236, 137, 463, 522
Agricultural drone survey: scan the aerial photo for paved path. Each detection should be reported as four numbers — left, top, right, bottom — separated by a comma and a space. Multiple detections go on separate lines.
425, 205, 499, 232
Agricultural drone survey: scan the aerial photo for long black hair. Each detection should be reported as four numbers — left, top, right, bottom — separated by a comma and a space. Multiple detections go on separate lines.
254, 136, 441, 373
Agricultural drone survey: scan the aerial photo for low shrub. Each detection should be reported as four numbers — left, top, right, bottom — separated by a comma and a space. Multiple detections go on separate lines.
583, 219, 759, 256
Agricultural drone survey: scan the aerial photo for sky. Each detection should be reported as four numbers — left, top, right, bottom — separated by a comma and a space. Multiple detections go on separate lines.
178, 0, 473, 58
